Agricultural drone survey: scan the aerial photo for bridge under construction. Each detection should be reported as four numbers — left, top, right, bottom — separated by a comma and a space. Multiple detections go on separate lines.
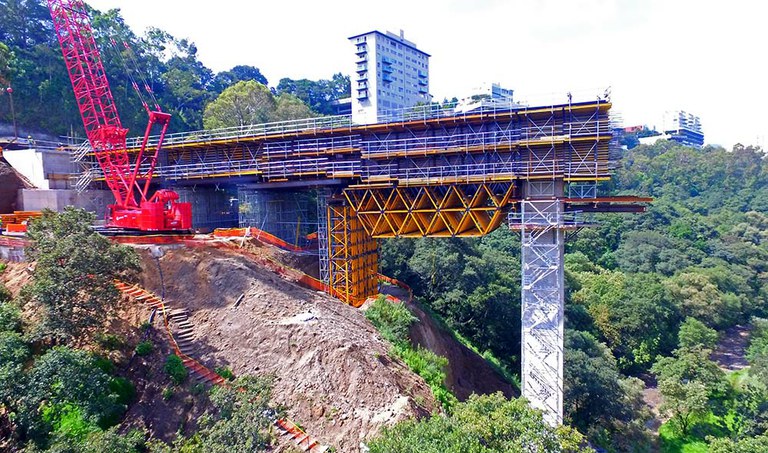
72, 97, 649, 426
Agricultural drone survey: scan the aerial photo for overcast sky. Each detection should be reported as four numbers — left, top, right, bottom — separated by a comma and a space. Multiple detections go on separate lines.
85, 0, 766, 149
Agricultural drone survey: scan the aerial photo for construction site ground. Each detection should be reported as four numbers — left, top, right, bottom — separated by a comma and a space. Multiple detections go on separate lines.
136, 243, 439, 451
1, 237, 517, 451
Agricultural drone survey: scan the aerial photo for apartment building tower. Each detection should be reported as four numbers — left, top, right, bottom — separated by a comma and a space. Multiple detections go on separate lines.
349, 30, 430, 124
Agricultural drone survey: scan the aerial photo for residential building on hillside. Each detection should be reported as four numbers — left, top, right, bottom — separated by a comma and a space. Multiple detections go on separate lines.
663, 110, 704, 148
349, 30, 431, 124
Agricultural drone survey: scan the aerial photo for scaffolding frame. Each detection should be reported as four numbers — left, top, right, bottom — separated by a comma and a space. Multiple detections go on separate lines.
326, 202, 378, 305
510, 181, 567, 427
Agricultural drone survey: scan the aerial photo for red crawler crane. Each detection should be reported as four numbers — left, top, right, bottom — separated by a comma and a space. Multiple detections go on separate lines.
48, 0, 191, 231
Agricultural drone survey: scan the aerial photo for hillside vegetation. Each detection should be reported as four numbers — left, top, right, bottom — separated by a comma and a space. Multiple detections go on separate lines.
381, 141, 768, 451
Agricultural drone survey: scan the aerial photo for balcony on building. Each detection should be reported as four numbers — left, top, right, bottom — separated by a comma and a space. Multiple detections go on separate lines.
381, 64, 393, 73
417, 70, 427, 78
418, 86, 428, 94
356, 72, 368, 82
382, 73, 393, 83
357, 89, 369, 100
356, 63, 368, 73
355, 43, 367, 55
418, 79, 428, 86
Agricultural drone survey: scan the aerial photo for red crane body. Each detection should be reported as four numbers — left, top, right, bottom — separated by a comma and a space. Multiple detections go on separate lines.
48, 0, 191, 231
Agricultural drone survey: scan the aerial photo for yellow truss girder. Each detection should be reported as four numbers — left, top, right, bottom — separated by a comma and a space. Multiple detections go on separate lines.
343, 182, 516, 238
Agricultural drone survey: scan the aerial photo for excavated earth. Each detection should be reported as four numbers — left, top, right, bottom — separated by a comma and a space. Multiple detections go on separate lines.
137, 244, 438, 451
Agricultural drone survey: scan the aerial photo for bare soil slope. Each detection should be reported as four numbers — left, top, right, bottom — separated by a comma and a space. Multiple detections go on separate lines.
0, 160, 33, 213
137, 245, 437, 452
405, 299, 518, 401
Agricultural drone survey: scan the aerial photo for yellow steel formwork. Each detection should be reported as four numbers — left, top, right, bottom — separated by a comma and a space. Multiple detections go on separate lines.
326, 203, 379, 305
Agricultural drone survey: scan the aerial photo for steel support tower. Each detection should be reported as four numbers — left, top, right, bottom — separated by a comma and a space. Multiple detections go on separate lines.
514, 180, 566, 426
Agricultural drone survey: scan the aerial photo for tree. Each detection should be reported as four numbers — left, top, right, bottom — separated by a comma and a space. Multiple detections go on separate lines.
666, 271, 742, 328
656, 378, 708, 435
276, 73, 350, 115
17, 346, 128, 444
211, 65, 268, 93
0, 331, 29, 406
652, 325, 728, 435
273, 93, 314, 121
191, 375, 275, 452
368, 392, 591, 452
22, 207, 140, 345
570, 270, 680, 372
678, 317, 718, 350
708, 433, 768, 453
564, 330, 652, 451
0, 42, 13, 85
202, 80, 275, 129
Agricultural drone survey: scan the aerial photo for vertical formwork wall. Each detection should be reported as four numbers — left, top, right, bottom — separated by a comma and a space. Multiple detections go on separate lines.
326, 202, 378, 305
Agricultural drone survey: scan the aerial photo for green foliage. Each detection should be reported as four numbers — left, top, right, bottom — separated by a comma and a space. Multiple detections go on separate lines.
23, 207, 140, 345
17, 346, 129, 444
379, 229, 522, 374
108, 376, 136, 406
161, 386, 174, 401
708, 432, 768, 452
202, 80, 314, 129
0, 300, 22, 332
368, 392, 592, 452
43, 403, 98, 441
570, 268, 679, 372
188, 375, 275, 452
365, 296, 456, 410
564, 330, 652, 450
365, 295, 417, 346
652, 341, 728, 436
275, 73, 350, 115
164, 354, 188, 385
95, 332, 124, 351
45, 426, 147, 453
134, 340, 154, 356
0, 330, 29, 404
214, 366, 234, 381
678, 317, 719, 350
394, 345, 457, 411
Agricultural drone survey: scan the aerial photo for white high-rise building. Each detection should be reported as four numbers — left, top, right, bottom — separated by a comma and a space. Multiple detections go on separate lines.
348, 30, 430, 124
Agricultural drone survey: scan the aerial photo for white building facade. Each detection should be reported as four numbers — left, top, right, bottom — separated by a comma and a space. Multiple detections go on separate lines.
349, 30, 430, 124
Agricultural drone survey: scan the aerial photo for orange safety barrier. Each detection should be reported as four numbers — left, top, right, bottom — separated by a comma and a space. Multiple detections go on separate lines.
3, 224, 27, 234
213, 227, 310, 253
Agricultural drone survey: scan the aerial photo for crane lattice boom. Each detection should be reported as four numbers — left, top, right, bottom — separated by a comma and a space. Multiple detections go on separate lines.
48, 0, 191, 231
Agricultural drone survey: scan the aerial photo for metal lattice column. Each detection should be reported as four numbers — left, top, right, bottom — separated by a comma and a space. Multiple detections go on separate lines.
317, 188, 331, 286
326, 202, 378, 306
517, 181, 565, 427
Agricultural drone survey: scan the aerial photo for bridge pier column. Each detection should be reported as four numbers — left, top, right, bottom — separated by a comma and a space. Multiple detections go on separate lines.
513, 180, 565, 427
238, 188, 315, 247
318, 193, 378, 306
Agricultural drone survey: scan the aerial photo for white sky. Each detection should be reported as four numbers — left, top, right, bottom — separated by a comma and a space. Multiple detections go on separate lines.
85, 0, 767, 149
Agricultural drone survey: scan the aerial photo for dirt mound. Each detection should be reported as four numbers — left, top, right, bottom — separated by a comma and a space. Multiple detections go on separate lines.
0, 261, 32, 297
0, 160, 33, 213
135, 245, 437, 451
